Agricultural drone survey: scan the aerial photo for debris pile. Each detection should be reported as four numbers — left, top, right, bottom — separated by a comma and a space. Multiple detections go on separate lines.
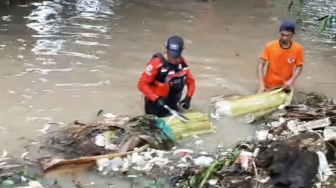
3, 91, 336, 188
170, 133, 335, 188
36, 113, 180, 173
171, 92, 336, 188
94, 144, 219, 178
34, 109, 214, 174
45, 114, 175, 157
169, 142, 259, 188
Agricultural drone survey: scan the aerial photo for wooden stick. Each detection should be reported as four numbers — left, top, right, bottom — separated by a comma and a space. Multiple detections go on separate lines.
41, 144, 149, 171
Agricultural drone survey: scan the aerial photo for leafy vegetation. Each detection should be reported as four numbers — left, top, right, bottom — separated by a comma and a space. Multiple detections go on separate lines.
288, 0, 336, 33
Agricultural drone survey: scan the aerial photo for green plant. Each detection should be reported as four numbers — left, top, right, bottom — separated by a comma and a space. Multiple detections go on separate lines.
288, 0, 336, 33
317, 14, 336, 33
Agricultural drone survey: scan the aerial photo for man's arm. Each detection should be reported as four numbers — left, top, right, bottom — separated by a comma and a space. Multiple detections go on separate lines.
257, 59, 267, 87
257, 44, 270, 92
289, 45, 304, 84
185, 68, 196, 98
289, 65, 303, 83
138, 59, 160, 102
284, 44, 304, 90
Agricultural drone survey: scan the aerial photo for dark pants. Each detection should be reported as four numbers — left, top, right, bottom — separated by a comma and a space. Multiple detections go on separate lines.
144, 92, 182, 118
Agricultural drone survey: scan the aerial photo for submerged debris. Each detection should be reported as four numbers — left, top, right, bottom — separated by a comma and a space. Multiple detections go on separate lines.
44, 114, 175, 159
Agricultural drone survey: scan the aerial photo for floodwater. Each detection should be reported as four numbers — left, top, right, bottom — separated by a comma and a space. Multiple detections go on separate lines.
0, 0, 336, 186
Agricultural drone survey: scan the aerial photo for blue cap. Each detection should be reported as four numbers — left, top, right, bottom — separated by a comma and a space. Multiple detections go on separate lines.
279, 20, 295, 34
166, 36, 184, 58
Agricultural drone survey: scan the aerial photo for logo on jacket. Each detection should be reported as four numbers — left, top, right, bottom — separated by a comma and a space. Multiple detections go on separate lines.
145, 65, 153, 75
287, 56, 295, 64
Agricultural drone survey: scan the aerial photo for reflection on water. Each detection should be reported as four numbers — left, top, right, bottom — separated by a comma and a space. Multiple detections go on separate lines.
31, 39, 65, 55
23, 0, 118, 58
26, 1, 63, 31
75, 0, 113, 18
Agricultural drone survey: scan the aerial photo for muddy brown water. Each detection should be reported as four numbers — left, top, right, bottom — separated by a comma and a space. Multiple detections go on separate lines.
0, 0, 336, 187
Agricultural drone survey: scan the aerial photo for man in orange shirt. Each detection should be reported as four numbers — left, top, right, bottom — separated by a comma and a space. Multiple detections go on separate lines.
257, 20, 304, 93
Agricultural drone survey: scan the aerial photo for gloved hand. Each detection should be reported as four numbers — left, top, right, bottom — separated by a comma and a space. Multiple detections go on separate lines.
180, 96, 191, 109
155, 97, 165, 107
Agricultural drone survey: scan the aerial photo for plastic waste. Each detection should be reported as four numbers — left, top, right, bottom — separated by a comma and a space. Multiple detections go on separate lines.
208, 179, 218, 185
195, 140, 203, 145
316, 151, 333, 181
253, 148, 260, 158
1, 150, 8, 158
323, 126, 336, 141
156, 118, 175, 142
96, 157, 124, 172
103, 113, 117, 119
109, 157, 123, 171
95, 134, 105, 147
194, 156, 214, 167
234, 151, 253, 170
256, 130, 273, 141
173, 149, 193, 157
97, 158, 110, 172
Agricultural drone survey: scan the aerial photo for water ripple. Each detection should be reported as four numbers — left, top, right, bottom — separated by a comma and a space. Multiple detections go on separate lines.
75, 0, 114, 17
54, 80, 110, 87
31, 39, 65, 55
25, 68, 73, 74
23, 0, 119, 59
25, 1, 64, 35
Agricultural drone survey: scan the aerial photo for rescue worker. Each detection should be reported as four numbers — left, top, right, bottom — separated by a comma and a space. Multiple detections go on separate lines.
257, 20, 304, 93
138, 36, 196, 117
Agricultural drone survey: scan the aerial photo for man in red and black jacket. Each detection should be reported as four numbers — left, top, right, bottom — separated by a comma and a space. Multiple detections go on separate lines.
138, 36, 196, 117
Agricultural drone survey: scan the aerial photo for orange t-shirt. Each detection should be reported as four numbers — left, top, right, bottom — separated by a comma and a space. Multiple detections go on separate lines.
260, 40, 304, 89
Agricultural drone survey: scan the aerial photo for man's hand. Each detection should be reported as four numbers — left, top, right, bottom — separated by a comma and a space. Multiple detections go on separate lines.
155, 97, 165, 107
257, 59, 267, 93
180, 96, 191, 109
284, 79, 294, 91
283, 66, 302, 91
257, 84, 266, 93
